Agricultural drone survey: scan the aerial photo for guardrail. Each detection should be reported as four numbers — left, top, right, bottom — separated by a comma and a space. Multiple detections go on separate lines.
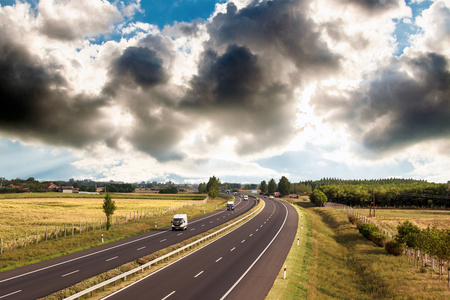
64, 198, 263, 300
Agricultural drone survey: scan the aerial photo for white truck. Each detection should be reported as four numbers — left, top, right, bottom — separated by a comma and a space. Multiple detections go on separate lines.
243, 194, 248, 201
227, 201, 235, 210
171, 214, 188, 231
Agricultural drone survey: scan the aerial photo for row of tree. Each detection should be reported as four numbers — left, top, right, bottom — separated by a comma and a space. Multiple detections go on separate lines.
396, 221, 450, 273
317, 182, 450, 207
259, 176, 292, 197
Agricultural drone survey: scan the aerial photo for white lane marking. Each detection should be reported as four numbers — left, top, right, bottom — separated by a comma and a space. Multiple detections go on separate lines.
241, 240, 245, 243
256, 229, 259, 232
61, 270, 79, 277
249, 234, 253, 237
190, 228, 195, 231
201, 224, 205, 227
194, 271, 204, 278
177, 233, 183, 236
220, 200, 289, 300
162, 291, 176, 300
106, 256, 118, 262
0, 290, 21, 299
102, 202, 264, 299
137, 246, 146, 251
230, 247, 236, 252
210, 221, 214, 223
216, 257, 222, 263
0, 208, 233, 285
160, 239, 167, 242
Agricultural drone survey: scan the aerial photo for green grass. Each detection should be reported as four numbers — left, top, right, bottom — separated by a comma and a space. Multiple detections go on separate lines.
267, 200, 450, 299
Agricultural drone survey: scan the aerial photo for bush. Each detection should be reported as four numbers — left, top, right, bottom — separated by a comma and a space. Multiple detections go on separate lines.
348, 214, 358, 224
370, 232, 387, 247
385, 240, 404, 256
358, 223, 379, 239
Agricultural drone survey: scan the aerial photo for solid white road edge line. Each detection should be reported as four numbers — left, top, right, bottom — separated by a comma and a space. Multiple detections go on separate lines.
219, 200, 289, 300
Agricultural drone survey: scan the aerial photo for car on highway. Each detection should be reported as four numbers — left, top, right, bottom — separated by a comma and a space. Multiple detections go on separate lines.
171, 214, 188, 231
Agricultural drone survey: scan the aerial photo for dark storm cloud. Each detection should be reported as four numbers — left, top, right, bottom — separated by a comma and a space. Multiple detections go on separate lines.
314, 52, 450, 154
342, 0, 400, 12
105, 46, 168, 94
206, 0, 340, 74
180, 0, 340, 155
0, 37, 109, 147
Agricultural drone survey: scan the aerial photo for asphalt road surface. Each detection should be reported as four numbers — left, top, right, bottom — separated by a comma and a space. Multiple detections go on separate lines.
0, 196, 257, 300
103, 196, 298, 300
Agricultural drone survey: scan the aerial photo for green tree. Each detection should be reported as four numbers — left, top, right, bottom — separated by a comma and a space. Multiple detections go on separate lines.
278, 176, 291, 197
102, 194, 117, 231
260, 180, 268, 194
206, 176, 220, 199
268, 178, 277, 195
198, 183, 206, 194
309, 189, 327, 206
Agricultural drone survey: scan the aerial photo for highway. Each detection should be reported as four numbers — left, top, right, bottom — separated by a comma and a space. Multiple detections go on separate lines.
0, 196, 257, 300
103, 197, 298, 300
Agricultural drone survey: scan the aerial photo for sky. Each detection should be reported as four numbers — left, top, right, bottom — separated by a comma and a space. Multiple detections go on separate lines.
0, 0, 449, 184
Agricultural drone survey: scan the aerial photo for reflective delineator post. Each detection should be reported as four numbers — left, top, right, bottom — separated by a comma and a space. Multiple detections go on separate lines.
297, 236, 300, 246
284, 265, 287, 279
102, 234, 104, 243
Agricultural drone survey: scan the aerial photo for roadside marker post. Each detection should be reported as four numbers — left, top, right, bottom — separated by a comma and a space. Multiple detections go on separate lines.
284, 265, 287, 279
102, 234, 104, 243
155, 222, 157, 229
297, 236, 299, 246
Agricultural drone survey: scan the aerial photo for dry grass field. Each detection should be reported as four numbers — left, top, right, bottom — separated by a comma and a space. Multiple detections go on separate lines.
355, 208, 450, 235
0, 195, 206, 240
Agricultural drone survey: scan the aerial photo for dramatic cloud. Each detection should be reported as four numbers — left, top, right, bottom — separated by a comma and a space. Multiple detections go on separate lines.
37, 0, 123, 41
0, 33, 110, 147
314, 52, 450, 154
0, 0, 449, 182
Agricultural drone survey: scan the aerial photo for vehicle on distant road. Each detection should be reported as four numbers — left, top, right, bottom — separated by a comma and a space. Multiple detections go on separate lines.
243, 195, 248, 201
227, 201, 235, 210
171, 214, 188, 231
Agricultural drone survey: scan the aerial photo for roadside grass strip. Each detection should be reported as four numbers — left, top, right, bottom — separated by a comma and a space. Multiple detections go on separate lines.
266, 200, 310, 300
40, 199, 265, 300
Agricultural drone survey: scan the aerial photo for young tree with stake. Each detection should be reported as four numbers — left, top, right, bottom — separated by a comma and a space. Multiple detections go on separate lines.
103, 194, 117, 230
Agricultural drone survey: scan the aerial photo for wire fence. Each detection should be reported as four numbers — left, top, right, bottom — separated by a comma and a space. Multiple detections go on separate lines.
324, 202, 450, 288
0, 198, 208, 255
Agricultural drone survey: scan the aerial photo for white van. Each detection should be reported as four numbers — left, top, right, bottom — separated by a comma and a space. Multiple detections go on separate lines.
171, 214, 188, 231
243, 195, 248, 201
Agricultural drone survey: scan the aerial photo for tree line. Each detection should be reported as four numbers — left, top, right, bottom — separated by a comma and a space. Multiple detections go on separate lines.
317, 182, 450, 207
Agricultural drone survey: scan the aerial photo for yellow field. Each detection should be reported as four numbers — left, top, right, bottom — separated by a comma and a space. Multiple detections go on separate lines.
356, 208, 450, 234
0, 197, 203, 240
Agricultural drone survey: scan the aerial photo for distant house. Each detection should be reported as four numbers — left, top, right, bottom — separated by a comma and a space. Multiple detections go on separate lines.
60, 186, 79, 193
7, 184, 20, 188
43, 182, 59, 192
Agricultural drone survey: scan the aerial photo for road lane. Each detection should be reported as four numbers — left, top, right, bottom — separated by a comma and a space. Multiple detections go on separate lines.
0, 196, 256, 300
103, 197, 298, 300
